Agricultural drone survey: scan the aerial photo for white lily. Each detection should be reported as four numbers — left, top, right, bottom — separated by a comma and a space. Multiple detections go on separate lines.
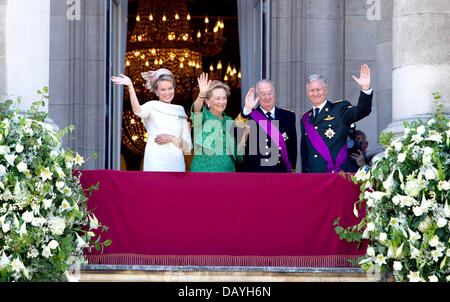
10, 258, 25, 273
407, 271, 423, 282
428, 235, 440, 247
375, 254, 387, 266
60, 199, 71, 212
74, 153, 85, 165
55, 181, 65, 190
431, 249, 443, 262
428, 275, 439, 282
40, 167, 53, 181
21, 211, 34, 223
19, 222, 27, 237
410, 246, 420, 259
4, 154, 17, 166
0, 252, 10, 269
425, 131, 442, 143
408, 229, 421, 242
42, 246, 52, 258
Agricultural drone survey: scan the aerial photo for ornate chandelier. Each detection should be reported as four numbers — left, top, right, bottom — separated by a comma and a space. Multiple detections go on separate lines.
125, 0, 225, 101
122, 0, 227, 156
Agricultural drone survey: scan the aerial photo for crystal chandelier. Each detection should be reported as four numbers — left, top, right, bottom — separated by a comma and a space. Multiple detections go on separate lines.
208, 60, 241, 89
125, 0, 225, 100
122, 0, 226, 155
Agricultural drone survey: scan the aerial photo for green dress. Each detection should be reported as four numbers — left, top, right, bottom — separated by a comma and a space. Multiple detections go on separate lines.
190, 104, 243, 172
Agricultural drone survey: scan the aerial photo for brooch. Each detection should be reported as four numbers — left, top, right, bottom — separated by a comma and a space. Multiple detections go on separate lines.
282, 132, 289, 141
324, 128, 335, 139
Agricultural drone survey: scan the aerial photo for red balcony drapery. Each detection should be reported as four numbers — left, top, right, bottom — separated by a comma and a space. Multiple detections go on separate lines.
80, 170, 365, 267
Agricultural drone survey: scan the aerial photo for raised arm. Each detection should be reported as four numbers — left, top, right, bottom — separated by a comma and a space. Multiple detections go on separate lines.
193, 72, 211, 113
111, 74, 142, 114
352, 64, 371, 91
244, 88, 259, 113
234, 88, 259, 128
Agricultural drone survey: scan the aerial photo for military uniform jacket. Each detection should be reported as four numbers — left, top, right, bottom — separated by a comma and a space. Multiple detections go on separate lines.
300, 91, 373, 173
237, 106, 297, 173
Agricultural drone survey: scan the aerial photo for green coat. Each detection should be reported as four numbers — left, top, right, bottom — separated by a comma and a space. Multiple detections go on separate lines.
190, 105, 243, 172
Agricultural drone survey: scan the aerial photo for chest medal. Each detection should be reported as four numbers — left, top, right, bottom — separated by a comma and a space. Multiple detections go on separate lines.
324, 128, 335, 139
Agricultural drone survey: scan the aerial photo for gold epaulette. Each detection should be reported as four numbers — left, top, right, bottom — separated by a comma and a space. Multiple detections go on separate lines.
234, 113, 248, 128
281, 107, 295, 113
302, 108, 313, 117
333, 99, 353, 108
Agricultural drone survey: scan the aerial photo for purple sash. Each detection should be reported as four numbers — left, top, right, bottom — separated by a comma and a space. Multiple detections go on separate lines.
250, 110, 291, 172
302, 112, 348, 173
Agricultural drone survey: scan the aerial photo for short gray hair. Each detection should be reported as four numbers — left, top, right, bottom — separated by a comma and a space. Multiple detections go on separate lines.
255, 79, 275, 95
205, 81, 231, 99
306, 74, 327, 90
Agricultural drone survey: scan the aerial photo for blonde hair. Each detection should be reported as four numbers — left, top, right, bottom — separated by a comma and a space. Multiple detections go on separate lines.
141, 68, 176, 93
205, 81, 231, 99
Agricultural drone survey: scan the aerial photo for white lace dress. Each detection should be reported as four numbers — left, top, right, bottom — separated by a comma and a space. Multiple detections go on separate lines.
134, 101, 192, 172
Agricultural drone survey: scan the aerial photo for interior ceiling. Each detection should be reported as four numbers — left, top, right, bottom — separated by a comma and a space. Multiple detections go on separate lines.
126, 0, 240, 72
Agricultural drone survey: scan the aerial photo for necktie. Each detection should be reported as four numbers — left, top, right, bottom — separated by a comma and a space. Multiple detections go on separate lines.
314, 108, 320, 123
266, 112, 272, 120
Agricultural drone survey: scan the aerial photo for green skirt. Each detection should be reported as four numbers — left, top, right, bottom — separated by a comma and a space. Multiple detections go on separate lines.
190, 154, 236, 172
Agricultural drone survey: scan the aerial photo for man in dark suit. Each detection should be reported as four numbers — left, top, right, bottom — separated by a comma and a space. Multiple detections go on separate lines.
301, 64, 373, 173
235, 80, 297, 173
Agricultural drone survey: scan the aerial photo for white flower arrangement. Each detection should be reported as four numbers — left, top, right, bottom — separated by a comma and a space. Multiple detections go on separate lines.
335, 93, 449, 282
0, 89, 110, 282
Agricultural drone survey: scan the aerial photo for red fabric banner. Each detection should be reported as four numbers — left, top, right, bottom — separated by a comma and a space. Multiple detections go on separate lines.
80, 170, 366, 267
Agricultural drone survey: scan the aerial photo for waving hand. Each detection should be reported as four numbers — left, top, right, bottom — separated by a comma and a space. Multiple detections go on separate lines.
352, 64, 371, 91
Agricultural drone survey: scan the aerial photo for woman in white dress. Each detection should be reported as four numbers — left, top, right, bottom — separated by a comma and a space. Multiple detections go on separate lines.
111, 69, 192, 172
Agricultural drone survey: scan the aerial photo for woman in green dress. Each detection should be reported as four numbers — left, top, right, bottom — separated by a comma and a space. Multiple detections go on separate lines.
190, 73, 257, 172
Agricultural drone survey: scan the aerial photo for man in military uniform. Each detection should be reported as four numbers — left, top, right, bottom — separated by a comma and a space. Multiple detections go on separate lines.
301, 64, 373, 173
235, 80, 297, 173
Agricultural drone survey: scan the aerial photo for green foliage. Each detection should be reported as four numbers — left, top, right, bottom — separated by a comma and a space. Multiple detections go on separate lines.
0, 88, 110, 282
335, 93, 450, 282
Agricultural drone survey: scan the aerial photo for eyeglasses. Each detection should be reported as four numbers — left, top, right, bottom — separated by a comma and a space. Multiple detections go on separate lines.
257, 91, 274, 98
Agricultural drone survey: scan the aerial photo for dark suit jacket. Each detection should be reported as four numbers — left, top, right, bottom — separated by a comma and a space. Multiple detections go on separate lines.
237, 106, 297, 173
300, 91, 373, 173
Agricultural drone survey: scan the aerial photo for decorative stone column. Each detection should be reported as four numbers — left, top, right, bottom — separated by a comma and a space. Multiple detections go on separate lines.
304, 0, 345, 105
0, 0, 7, 97
271, 0, 344, 171
376, 0, 393, 137
385, 0, 450, 137
343, 0, 378, 155
49, 0, 106, 169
